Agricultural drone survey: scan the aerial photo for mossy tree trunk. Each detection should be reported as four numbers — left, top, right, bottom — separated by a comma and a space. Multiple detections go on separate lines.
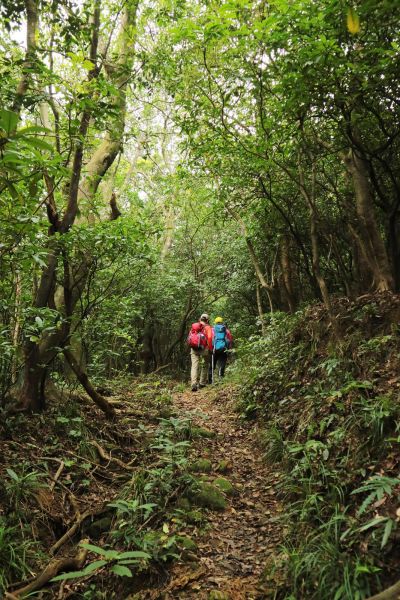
19, 0, 140, 414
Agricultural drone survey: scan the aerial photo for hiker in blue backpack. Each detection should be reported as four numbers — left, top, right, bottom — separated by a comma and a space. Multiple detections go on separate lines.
211, 316, 233, 381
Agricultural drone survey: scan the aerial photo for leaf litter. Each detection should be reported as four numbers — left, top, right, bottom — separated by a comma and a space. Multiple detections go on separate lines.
137, 384, 283, 600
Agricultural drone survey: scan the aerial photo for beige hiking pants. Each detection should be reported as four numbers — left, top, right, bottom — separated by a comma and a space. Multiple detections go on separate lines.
190, 348, 210, 386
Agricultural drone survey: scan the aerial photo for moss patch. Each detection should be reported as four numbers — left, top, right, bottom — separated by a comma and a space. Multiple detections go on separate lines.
191, 426, 216, 439
186, 509, 204, 524
189, 458, 213, 473
216, 459, 231, 473
213, 477, 234, 496
188, 482, 227, 511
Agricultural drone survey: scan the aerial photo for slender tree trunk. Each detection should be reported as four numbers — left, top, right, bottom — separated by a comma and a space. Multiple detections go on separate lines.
298, 161, 334, 317
309, 204, 333, 314
11, 269, 22, 384
256, 283, 266, 335
279, 234, 296, 313
11, 0, 38, 117
227, 207, 274, 313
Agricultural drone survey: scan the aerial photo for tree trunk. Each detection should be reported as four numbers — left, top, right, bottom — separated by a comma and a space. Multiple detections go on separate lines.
19, 1, 140, 411
279, 234, 296, 313
20, 341, 46, 412
11, 269, 22, 384
309, 205, 333, 315
298, 160, 335, 321
387, 208, 400, 291
11, 0, 38, 117
343, 150, 394, 292
256, 283, 266, 335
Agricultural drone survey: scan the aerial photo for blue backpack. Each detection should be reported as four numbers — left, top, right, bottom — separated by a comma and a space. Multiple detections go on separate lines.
213, 324, 228, 351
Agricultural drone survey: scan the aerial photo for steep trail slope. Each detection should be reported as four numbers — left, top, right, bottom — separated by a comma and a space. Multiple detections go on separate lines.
139, 385, 282, 600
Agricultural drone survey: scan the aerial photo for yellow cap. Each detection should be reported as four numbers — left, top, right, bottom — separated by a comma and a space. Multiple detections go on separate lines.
214, 316, 223, 323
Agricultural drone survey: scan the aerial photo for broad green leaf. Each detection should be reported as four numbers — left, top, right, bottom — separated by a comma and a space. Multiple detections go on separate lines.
6, 468, 19, 481
80, 542, 109, 556
110, 564, 132, 577
82, 560, 107, 573
0, 110, 18, 135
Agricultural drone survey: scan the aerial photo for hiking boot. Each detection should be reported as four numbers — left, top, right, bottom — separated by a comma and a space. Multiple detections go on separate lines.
191, 384, 198, 392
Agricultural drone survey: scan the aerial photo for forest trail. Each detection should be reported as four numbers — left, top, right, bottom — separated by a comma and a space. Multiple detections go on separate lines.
139, 384, 282, 600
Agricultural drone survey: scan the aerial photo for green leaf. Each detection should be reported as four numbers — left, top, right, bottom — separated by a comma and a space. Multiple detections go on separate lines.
117, 550, 151, 560
82, 559, 107, 573
358, 516, 387, 532
0, 109, 18, 135
110, 564, 132, 577
80, 542, 108, 556
51, 570, 88, 582
28, 138, 55, 152
82, 59, 95, 70
381, 519, 394, 548
6, 468, 19, 481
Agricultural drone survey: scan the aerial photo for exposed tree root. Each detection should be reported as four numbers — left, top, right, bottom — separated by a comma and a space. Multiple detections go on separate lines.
10, 539, 89, 597
63, 349, 116, 418
49, 512, 92, 556
50, 460, 65, 491
90, 439, 136, 471
366, 580, 400, 600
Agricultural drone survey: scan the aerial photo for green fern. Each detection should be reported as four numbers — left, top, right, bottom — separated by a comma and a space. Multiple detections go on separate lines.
352, 475, 400, 516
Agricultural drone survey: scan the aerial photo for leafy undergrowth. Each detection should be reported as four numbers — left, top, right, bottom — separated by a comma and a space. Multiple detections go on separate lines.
236, 292, 400, 599
0, 376, 217, 598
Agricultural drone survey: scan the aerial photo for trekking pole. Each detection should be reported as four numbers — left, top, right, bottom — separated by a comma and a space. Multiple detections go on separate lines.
211, 351, 214, 384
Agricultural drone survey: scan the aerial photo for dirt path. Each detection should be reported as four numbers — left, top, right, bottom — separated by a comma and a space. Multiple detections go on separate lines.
143, 384, 283, 600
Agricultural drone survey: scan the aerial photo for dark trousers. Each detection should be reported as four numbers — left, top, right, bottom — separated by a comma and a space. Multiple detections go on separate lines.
209, 350, 228, 381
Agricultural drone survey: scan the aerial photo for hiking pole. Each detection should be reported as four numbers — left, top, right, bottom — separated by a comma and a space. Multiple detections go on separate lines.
211, 351, 214, 384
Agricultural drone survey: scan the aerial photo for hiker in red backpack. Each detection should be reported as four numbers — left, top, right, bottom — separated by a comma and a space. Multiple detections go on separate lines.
187, 313, 213, 392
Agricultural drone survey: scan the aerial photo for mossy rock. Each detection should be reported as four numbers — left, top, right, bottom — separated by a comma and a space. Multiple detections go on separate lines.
213, 477, 234, 496
189, 458, 213, 473
186, 509, 204, 524
191, 426, 216, 439
86, 516, 112, 538
216, 459, 231, 473
176, 497, 192, 511
188, 482, 227, 511
209, 591, 230, 600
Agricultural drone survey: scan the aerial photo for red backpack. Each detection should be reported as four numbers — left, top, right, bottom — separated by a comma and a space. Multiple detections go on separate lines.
187, 322, 207, 350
